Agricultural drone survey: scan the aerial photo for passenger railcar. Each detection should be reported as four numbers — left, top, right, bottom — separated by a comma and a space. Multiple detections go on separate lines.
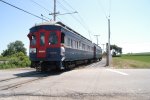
27, 21, 102, 71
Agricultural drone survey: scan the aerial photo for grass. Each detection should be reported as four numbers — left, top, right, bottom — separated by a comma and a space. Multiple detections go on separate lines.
121, 55, 150, 63
0, 56, 8, 61
111, 53, 150, 69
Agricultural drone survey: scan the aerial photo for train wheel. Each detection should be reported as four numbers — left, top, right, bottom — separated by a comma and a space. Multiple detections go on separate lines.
99, 57, 102, 61
64, 62, 71, 71
36, 66, 41, 72
41, 62, 48, 72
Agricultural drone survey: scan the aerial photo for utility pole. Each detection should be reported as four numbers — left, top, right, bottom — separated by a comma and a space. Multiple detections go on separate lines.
54, 0, 56, 21
49, 0, 58, 21
94, 35, 100, 45
106, 17, 111, 66
49, 0, 77, 21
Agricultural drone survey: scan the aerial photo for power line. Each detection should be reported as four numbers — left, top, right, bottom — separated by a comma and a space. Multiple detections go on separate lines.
57, 0, 70, 13
109, 0, 111, 17
0, 0, 48, 21
29, 0, 62, 21
30, 0, 51, 13
41, 14, 51, 20
97, 0, 108, 19
63, 0, 76, 11
58, 0, 93, 41
63, 0, 93, 41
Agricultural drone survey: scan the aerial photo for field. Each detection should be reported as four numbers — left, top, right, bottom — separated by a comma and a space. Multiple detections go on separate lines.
111, 53, 150, 69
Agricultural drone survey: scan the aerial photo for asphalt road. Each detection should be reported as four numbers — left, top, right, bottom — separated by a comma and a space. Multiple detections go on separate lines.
0, 58, 150, 100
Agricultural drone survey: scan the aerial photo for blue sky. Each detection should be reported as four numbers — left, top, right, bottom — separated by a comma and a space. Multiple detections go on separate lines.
0, 0, 150, 54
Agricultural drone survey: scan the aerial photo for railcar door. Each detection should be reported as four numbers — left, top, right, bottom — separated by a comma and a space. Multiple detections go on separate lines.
94, 46, 96, 59
37, 30, 48, 58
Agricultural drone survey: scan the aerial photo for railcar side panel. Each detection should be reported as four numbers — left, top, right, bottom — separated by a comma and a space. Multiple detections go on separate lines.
65, 48, 93, 61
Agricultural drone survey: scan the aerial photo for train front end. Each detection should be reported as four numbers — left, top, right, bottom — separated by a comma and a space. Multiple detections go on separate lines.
27, 23, 65, 71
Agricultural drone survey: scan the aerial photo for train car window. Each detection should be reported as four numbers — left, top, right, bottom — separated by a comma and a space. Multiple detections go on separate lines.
88, 46, 90, 51
73, 40, 75, 48
91, 47, 93, 52
82, 43, 85, 50
77, 42, 79, 49
79, 41, 81, 50
92, 47, 94, 51
40, 33, 45, 46
72, 40, 74, 48
31, 34, 36, 46
67, 38, 71, 47
75, 41, 77, 49
86, 45, 88, 51
49, 32, 58, 45
71, 39, 73, 48
61, 33, 65, 43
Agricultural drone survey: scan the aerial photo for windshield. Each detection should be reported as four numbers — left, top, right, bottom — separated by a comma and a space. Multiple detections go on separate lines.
40, 33, 45, 46
49, 32, 58, 45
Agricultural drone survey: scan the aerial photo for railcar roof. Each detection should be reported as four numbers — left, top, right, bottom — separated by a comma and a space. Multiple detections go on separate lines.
32, 21, 92, 43
31, 21, 101, 48
33, 21, 60, 27
33, 21, 79, 35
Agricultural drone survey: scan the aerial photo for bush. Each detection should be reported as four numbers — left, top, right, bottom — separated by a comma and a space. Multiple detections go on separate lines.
0, 52, 31, 69
10, 52, 31, 67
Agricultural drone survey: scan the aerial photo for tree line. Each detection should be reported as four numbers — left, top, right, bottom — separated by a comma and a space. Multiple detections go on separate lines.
110, 45, 122, 57
0, 40, 30, 69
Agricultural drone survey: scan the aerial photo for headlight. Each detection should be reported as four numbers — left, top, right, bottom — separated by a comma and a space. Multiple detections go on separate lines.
29, 48, 36, 53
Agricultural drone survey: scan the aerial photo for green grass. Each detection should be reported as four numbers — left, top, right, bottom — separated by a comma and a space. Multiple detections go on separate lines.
112, 53, 150, 69
121, 55, 150, 63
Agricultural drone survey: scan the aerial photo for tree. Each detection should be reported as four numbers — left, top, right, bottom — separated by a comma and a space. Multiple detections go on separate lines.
1, 40, 27, 56
110, 45, 122, 57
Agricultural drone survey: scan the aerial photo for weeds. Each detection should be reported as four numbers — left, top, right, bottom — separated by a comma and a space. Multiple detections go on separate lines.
0, 52, 30, 69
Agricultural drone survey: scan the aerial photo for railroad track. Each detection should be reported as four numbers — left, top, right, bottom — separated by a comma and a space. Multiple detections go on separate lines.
0, 71, 40, 82
0, 72, 50, 90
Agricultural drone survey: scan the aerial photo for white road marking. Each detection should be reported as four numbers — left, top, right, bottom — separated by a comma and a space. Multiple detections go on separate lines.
106, 69, 129, 76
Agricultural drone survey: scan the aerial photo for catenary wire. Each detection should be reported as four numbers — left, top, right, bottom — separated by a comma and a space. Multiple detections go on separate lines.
29, 0, 93, 40
0, 0, 49, 22
30, 0, 51, 13
109, 0, 111, 17
97, 0, 108, 19
57, 0, 93, 41
29, 0, 62, 21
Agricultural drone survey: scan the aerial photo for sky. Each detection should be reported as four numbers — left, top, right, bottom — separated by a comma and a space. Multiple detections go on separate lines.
0, 0, 150, 54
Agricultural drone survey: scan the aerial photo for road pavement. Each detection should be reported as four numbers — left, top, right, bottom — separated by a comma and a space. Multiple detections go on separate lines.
0, 58, 150, 100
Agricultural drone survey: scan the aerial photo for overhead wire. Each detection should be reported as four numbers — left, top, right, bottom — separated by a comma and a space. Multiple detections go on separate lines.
58, 0, 93, 41
62, 0, 93, 41
30, 0, 51, 13
30, 0, 93, 40
0, 0, 49, 22
29, 0, 62, 21
1, 0, 95, 41
109, 0, 111, 18
63, 0, 76, 11
97, 0, 108, 19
